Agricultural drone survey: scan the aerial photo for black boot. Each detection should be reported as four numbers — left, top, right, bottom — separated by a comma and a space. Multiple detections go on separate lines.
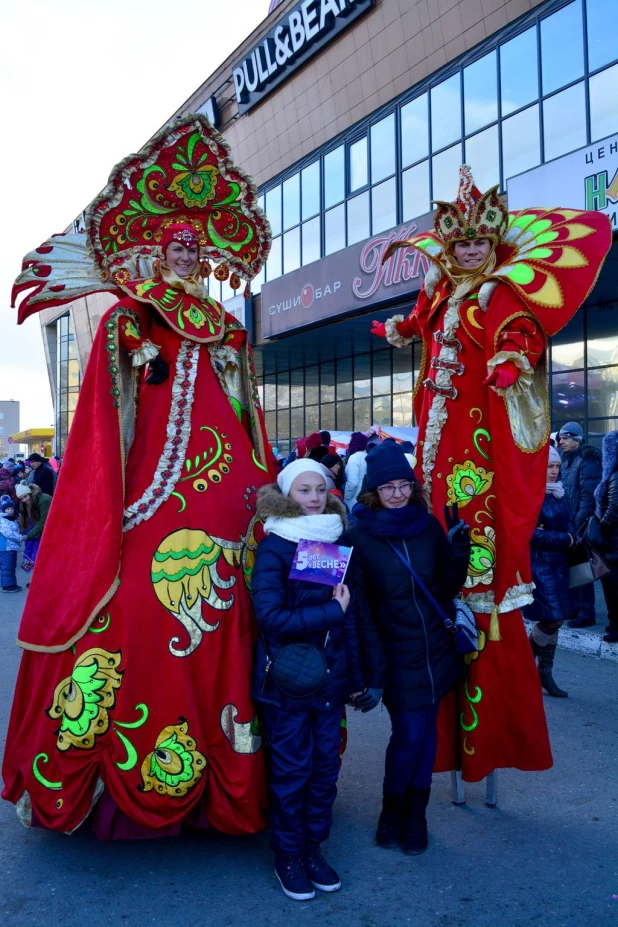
537, 642, 568, 698
401, 787, 430, 855
376, 792, 403, 848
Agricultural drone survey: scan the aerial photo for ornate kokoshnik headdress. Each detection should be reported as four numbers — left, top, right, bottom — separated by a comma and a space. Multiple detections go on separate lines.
382, 164, 611, 323
12, 113, 272, 325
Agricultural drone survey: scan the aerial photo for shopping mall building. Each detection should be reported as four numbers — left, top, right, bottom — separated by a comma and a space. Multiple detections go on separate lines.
39, 0, 617, 455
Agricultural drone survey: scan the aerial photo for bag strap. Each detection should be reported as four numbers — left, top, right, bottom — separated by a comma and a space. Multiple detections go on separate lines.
386, 540, 454, 632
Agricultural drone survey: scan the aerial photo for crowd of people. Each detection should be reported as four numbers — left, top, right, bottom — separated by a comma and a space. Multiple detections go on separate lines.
0, 454, 55, 593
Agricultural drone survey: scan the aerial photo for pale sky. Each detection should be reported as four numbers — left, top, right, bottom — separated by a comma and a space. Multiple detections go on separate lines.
0, 0, 268, 432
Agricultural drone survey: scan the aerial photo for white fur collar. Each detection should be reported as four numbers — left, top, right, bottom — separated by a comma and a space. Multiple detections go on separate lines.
263, 513, 344, 544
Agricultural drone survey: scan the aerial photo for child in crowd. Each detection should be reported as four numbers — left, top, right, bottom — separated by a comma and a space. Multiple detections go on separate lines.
0, 500, 23, 593
251, 459, 364, 901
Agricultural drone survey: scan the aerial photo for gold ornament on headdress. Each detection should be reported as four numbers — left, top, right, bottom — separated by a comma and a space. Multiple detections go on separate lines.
433, 165, 508, 246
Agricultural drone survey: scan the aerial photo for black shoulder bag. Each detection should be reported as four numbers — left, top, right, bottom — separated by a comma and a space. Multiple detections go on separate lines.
387, 541, 478, 656
263, 633, 329, 697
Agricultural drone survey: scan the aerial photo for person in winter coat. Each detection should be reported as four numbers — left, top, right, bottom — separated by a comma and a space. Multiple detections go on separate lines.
321, 454, 344, 492
0, 468, 17, 504
343, 433, 379, 511
0, 500, 23, 593
559, 422, 601, 628
16, 484, 52, 542
251, 459, 364, 901
343, 444, 470, 855
594, 431, 618, 644
525, 446, 575, 696
26, 453, 55, 497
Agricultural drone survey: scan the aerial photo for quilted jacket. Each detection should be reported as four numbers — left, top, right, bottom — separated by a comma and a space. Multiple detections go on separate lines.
251, 486, 364, 711
524, 491, 574, 625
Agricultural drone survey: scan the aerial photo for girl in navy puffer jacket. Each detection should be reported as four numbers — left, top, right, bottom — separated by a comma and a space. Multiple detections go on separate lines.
251, 459, 364, 902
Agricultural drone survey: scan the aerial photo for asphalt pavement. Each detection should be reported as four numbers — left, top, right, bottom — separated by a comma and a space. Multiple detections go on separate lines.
0, 565, 616, 927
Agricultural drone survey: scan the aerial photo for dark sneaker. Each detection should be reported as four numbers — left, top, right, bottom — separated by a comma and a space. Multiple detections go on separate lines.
303, 843, 341, 892
376, 793, 403, 848
567, 617, 596, 629
274, 856, 315, 901
2, 585, 22, 593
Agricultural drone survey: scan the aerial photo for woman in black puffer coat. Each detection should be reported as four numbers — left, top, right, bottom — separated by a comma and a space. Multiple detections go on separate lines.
595, 430, 618, 643
524, 445, 575, 697
251, 459, 364, 901
342, 444, 470, 856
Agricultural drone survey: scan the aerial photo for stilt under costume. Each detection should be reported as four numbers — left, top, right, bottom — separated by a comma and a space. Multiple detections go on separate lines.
372, 166, 611, 781
3, 114, 277, 837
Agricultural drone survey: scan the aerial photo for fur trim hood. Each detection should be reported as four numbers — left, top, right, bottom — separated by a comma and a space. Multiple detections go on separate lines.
257, 483, 347, 524
600, 431, 618, 482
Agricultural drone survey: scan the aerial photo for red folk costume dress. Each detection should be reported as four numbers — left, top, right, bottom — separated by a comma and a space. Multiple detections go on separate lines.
3, 115, 278, 838
374, 166, 611, 781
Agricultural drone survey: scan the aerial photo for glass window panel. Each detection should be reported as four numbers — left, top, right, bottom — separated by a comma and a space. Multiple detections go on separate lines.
431, 74, 461, 152
325, 204, 346, 255
305, 405, 319, 433
264, 382, 277, 410
68, 359, 79, 388
372, 177, 397, 234
337, 358, 353, 400
587, 305, 618, 367
59, 315, 69, 336
373, 351, 391, 395
354, 398, 371, 430
302, 161, 320, 220
551, 312, 585, 371
291, 406, 304, 437
402, 160, 430, 220
67, 411, 75, 432
302, 217, 321, 266
60, 340, 69, 362
588, 366, 618, 418
277, 410, 290, 439
401, 94, 429, 168
590, 64, 618, 144
267, 236, 282, 281
354, 355, 371, 398
68, 340, 77, 359
336, 400, 353, 430
541, 1, 584, 95
588, 418, 618, 447
321, 362, 335, 402
371, 114, 396, 183
290, 369, 304, 407
305, 366, 319, 405
266, 185, 282, 237
500, 27, 539, 117
258, 194, 265, 213
350, 137, 368, 192
283, 227, 300, 275
264, 410, 277, 439
324, 145, 345, 208
257, 384, 264, 406
277, 372, 290, 408
393, 347, 413, 393
587, 0, 618, 71
347, 192, 370, 245
551, 369, 586, 422
464, 126, 499, 192
60, 413, 69, 437
502, 105, 540, 183
373, 395, 392, 426
320, 402, 336, 431
68, 390, 79, 411
432, 144, 462, 202
464, 52, 497, 136
283, 173, 300, 231
392, 392, 413, 427
543, 82, 586, 161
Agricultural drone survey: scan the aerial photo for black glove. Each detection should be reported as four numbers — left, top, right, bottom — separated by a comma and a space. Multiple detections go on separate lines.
145, 354, 169, 386
444, 503, 470, 547
354, 688, 383, 712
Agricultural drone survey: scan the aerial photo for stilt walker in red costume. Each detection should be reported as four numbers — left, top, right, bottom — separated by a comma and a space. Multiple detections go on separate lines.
3, 114, 278, 838
372, 166, 611, 782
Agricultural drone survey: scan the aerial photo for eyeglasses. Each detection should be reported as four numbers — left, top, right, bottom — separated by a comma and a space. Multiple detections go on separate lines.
376, 481, 415, 497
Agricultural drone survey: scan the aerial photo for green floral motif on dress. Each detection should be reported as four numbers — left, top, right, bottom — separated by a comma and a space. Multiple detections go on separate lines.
140, 719, 206, 797
446, 460, 494, 508
168, 133, 220, 208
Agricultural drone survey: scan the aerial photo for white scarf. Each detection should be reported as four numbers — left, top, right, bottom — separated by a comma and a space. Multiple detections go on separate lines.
546, 480, 565, 499
263, 513, 344, 544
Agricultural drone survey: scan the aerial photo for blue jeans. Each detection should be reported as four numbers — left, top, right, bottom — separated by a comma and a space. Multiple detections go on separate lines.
0, 550, 17, 588
262, 705, 343, 856
384, 705, 440, 793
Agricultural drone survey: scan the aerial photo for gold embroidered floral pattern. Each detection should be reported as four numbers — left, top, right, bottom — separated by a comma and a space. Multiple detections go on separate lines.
140, 719, 206, 797
48, 649, 122, 751
446, 460, 494, 508
465, 526, 496, 588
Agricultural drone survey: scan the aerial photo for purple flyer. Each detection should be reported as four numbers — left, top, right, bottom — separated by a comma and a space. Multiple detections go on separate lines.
289, 539, 353, 587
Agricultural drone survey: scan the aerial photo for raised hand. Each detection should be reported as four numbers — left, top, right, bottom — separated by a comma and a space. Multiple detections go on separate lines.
371, 320, 387, 338
145, 354, 169, 386
444, 503, 470, 546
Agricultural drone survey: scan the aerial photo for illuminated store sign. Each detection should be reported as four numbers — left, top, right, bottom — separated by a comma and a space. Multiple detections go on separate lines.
261, 214, 433, 339
233, 0, 373, 114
